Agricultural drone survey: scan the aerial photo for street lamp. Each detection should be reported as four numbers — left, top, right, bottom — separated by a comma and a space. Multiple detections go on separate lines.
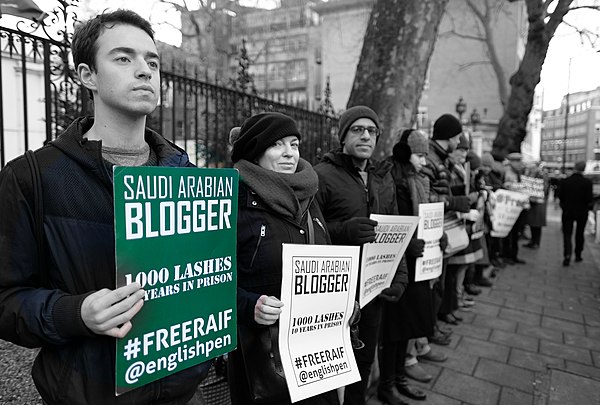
562, 57, 572, 175
470, 108, 481, 131
455, 96, 467, 123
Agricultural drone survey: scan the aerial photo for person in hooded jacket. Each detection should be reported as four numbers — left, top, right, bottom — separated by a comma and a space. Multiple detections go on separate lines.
227, 112, 339, 405
377, 129, 449, 405
314, 106, 408, 405
0, 10, 211, 404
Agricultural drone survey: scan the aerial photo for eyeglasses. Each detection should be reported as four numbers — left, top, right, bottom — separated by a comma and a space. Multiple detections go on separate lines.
349, 125, 380, 137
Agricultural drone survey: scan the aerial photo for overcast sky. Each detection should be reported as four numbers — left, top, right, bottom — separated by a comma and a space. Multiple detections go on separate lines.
25, 0, 600, 110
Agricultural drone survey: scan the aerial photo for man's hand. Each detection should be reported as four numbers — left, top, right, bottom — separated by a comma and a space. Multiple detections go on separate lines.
81, 283, 145, 338
254, 295, 283, 325
440, 232, 449, 252
342, 217, 378, 245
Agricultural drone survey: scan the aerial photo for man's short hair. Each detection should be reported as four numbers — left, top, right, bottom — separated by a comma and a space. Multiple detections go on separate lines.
574, 161, 586, 172
72, 9, 155, 72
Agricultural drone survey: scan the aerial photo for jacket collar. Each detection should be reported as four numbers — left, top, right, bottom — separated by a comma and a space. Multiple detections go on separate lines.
50, 116, 190, 170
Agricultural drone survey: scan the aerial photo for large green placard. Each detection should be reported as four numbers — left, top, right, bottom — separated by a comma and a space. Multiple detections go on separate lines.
113, 166, 238, 395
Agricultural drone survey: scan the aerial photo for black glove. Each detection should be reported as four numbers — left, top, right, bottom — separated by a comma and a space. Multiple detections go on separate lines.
379, 258, 408, 302
439, 232, 448, 252
431, 179, 450, 196
342, 217, 378, 245
406, 238, 425, 258
447, 195, 470, 212
348, 301, 364, 350
379, 284, 405, 302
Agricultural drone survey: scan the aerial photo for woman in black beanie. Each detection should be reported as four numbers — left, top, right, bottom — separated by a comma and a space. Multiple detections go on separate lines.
227, 112, 339, 405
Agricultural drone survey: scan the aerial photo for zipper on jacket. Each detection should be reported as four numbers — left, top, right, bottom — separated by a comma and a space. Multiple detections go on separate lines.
250, 225, 266, 268
314, 217, 326, 234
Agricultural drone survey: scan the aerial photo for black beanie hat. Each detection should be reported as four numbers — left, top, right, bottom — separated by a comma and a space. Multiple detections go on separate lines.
432, 114, 462, 140
231, 112, 301, 163
337, 105, 380, 144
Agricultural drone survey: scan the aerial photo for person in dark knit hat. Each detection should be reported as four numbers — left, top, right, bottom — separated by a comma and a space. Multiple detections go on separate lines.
315, 107, 408, 405
228, 111, 340, 404
231, 112, 301, 164
421, 114, 472, 344
432, 113, 463, 141
337, 105, 381, 146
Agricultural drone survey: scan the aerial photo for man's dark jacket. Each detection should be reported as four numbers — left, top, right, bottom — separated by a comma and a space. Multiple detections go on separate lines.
314, 150, 407, 289
0, 117, 211, 404
314, 150, 398, 240
558, 172, 593, 218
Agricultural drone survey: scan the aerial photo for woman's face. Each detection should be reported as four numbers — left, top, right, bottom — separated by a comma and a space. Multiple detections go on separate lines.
410, 153, 427, 171
257, 135, 300, 173
450, 148, 468, 164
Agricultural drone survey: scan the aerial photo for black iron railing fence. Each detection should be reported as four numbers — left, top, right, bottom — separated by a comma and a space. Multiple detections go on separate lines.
150, 67, 339, 167
0, 21, 338, 168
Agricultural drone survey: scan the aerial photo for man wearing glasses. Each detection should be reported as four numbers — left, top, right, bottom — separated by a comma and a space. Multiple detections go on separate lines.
315, 106, 408, 405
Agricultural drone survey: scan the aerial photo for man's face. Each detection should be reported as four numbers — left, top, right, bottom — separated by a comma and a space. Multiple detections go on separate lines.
89, 24, 160, 118
342, 118, 378, 161
447, 133, 462, 153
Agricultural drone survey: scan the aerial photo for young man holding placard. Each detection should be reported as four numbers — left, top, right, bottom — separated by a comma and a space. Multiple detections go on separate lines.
0, 10, 211, 404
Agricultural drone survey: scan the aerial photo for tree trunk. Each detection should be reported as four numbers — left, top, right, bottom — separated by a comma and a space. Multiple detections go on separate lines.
347, 0, 449, 160
492, 0, 573, 159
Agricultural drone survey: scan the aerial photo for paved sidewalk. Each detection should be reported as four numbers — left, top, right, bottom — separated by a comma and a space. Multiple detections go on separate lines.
367, 202, 600, 405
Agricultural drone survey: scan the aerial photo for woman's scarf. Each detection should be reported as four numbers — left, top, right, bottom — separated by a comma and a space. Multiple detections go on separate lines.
234, 158, 318, 223
409, 172, 430, 214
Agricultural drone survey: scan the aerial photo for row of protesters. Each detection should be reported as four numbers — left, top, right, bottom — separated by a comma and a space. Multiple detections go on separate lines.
0, 10, 213, 404
225, 106, 411, 405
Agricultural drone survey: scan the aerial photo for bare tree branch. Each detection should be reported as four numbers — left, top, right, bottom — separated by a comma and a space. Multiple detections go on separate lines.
561, 19, 600, 46
545, 0, 574, 37
567, 5, 600, 11
464, 0, 509, 107
439, 28, 486, 41
466, 0, 486, 21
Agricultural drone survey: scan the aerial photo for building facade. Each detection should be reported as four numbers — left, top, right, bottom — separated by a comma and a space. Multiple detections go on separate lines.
228, 0, 322, 109
311, 0, 373, 112
540, 86, 600, 172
